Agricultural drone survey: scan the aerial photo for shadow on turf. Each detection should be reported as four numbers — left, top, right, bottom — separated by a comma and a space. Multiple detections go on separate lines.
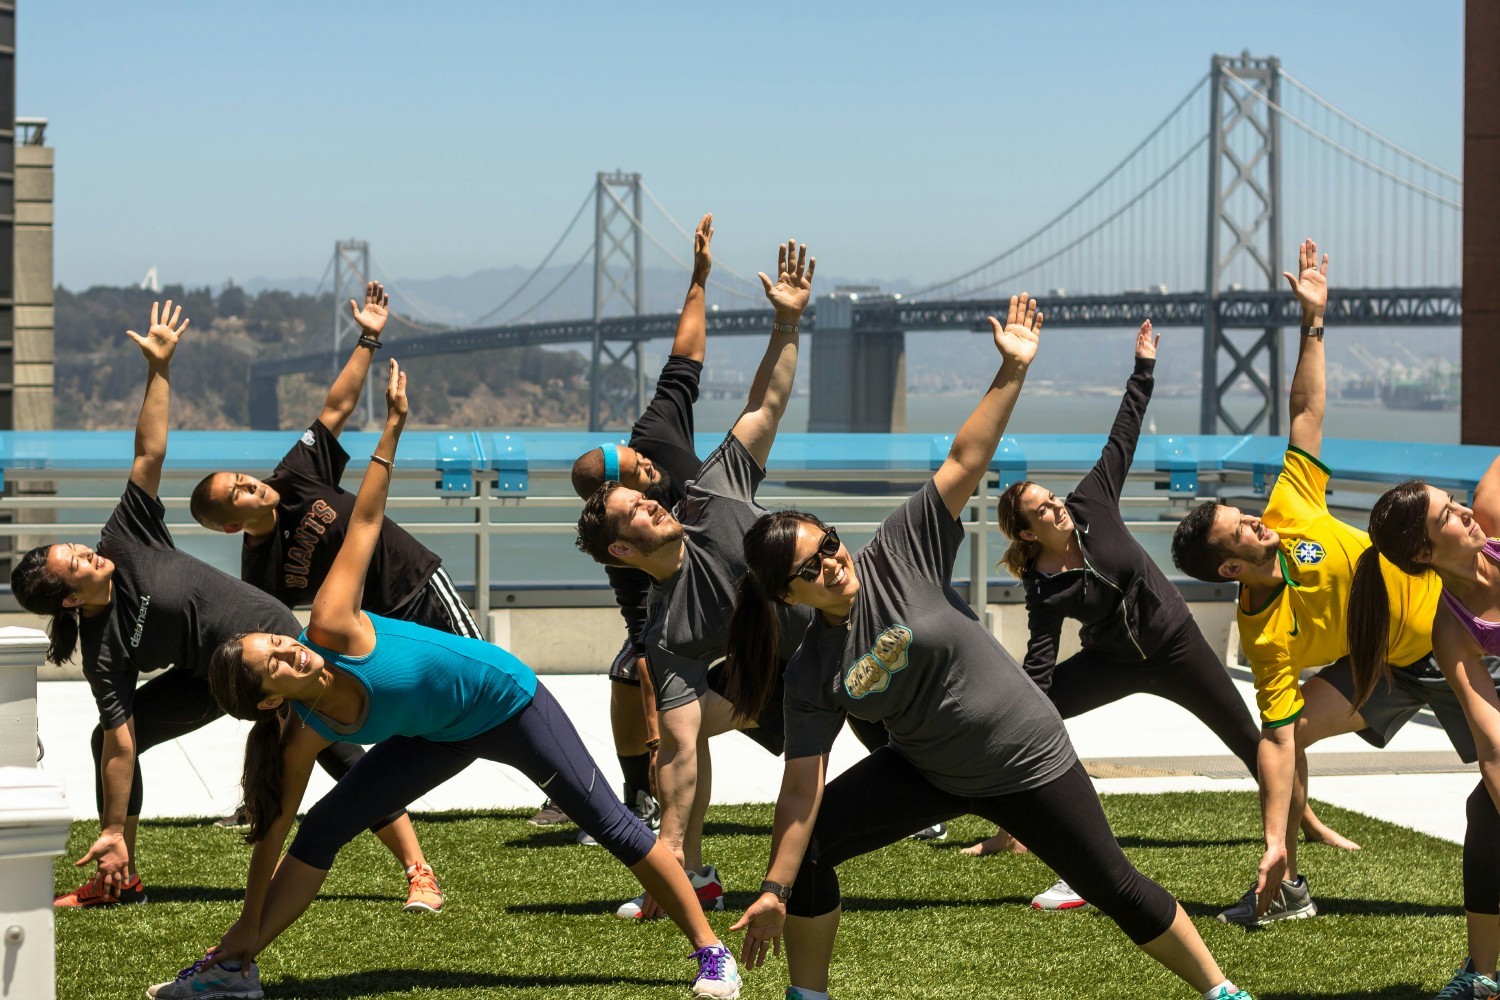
503, 817, 774, 850
924, 834, 1262, 852
145, 886, 396, 905
265, 968, 679, 996
1177, 896, 1463, 921
1259, 988, 1425, 999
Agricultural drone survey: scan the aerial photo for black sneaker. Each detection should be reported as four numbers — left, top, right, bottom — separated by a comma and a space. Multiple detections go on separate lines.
631, 789, 661, 833
1217, 874, 1317, 927
909, 822, 948, 842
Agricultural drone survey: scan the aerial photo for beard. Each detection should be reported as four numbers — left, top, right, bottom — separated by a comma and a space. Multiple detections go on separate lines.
625, 517, 685, 556
642, 469, 674, 504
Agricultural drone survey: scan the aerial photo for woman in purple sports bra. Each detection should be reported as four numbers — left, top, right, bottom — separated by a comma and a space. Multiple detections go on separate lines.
1347, 461, 1500, 999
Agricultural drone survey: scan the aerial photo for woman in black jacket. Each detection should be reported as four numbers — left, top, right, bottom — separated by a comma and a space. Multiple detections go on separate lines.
980, 322, 1355, 904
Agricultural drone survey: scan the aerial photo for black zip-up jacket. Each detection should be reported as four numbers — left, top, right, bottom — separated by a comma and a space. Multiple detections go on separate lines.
1020, 356, 1193, 691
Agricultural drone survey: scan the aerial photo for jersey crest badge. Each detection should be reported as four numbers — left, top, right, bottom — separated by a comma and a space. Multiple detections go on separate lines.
1292, 540, 1325, 566
844, 624, 913, 699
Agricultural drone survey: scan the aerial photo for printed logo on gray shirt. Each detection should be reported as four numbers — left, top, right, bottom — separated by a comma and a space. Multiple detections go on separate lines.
844, 623, 912, 699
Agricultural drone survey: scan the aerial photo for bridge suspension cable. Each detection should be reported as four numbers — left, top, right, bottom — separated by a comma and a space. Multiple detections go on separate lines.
914, 73, 1209, 299
638, 179, 764, 292
1223, 67, 1461, 210
597, 181, 761, 303
1278, 70, 1461, 185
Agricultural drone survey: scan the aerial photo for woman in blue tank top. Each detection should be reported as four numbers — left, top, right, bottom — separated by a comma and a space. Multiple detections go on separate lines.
147, 361, 741, 1000
1347, 458, 1500, 1000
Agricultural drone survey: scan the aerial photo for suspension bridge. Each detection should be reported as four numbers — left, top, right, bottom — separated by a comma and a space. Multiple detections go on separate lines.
248, 53, 1463, 436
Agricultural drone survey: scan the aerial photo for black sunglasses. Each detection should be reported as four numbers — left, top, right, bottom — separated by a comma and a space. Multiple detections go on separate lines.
786, 526, 841, 586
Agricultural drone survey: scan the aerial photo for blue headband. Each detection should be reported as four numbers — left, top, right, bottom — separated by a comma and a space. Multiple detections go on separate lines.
600, 443, 620, 482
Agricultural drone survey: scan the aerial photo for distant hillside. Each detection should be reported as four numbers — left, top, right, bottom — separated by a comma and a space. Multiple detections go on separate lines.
55, 283, 591, 430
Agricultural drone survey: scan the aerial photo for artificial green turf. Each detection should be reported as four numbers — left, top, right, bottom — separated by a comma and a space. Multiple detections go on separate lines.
56, 792, 1464, 999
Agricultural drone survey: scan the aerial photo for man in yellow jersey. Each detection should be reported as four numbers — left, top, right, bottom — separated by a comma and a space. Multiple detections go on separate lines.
1173, 239, 1447, 928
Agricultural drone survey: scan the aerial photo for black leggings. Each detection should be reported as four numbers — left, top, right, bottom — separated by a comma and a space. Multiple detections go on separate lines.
786, 750, 1178, 945
1465, 780, 1500, 915
288, 680, 658, 871
90, 666, 399, 833
1048, 623, 1261, 778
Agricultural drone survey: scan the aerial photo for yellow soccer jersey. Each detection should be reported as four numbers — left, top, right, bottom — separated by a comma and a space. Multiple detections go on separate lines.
1236, 447, 1439, 726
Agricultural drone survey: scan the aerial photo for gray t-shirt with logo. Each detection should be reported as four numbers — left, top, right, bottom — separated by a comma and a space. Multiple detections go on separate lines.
783, 480, 1078, 796
643, 433, 812, 709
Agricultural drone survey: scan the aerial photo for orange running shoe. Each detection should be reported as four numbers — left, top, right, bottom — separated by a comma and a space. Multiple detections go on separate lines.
403, 863, 443, 913
55, 872, 147, 908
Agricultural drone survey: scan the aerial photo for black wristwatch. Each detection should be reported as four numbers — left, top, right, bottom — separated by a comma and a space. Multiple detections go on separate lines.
760, 879, 793, 901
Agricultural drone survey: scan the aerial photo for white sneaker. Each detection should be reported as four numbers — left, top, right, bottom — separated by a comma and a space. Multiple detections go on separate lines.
691, 942, 742, 998
1031, 878, 1089, 911
616, 864, 725, 919
147, 957, 263, 999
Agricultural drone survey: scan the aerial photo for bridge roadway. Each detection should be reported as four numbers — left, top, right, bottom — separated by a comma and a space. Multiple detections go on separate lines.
249, 286, 1462, 379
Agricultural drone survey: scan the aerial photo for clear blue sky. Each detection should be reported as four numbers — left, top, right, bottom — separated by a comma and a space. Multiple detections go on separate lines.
23, 1, 1464, 293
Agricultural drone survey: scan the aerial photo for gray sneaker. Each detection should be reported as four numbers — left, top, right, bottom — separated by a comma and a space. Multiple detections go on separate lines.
528, 799, 571, 826
1216, 875, 1317, 927
147, 957, 263, 999
1435, 962, 1499, 999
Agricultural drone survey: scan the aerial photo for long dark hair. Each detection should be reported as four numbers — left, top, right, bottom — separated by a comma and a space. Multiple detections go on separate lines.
1348, 479, 1434, 710
996, 481, 1042, 578
210, 635, 285, 844
723, 510, 828, 722
11, 544, 82, 665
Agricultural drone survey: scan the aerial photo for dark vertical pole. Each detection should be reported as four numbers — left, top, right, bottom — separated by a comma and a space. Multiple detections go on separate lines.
1463, 0, 1500, 445
631, 175, 645, 416
0, 2, 15, 431
1200, 55, 1224, 434
1265, 57, 1284, 437
589, 172, 604, 432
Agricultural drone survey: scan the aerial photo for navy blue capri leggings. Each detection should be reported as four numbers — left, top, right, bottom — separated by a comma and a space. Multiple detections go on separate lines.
288, 680, 657, 870
786, 750, 1179, 946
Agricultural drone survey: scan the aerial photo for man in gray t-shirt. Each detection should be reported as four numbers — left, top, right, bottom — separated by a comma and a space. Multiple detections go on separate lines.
575, 239, 815, 918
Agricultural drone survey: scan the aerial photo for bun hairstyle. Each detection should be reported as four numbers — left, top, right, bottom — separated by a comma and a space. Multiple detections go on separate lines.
1347, 479, 1434, 710
724, 510, 829, 722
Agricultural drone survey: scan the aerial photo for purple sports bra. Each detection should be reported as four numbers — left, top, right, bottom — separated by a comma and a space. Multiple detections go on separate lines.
1440, 538, 1500, 655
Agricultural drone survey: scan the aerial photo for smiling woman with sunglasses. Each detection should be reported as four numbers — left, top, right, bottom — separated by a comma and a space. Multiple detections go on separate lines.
720, 295, 1254, 1000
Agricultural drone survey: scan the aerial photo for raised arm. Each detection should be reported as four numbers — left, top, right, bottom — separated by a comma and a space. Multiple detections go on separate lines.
731, 239, 815, 468
1471, 453, 1500, 538
669, 215, 713, 363
932, 294, 1043, 519
126, 300, 190, 497
318, 281, 390, 437
1284, 238, 1329, 458
1076, 321, 1156, 505
307, 359, 407, 650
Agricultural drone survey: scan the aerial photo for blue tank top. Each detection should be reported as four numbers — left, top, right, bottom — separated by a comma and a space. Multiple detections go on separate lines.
1439, 539, 1500, 656
292, 613, 538, 744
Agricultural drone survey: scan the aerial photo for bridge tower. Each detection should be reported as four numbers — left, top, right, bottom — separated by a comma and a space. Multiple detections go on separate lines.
588, 171, 645, 432
1200, 52, 1284, 435
331, 239, 375, 426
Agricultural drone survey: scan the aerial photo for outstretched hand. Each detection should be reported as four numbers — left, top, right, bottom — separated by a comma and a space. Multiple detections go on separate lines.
350, 281, 391, 339
692, 213, 714, 281
730, 893, 786, 970
1281, 238, 1328, 325
1255, 844, 1289, 919
987, 293, 1043, 367
1135, 319, 1158, 360
126, 300, 190, 366
385, 358, 408, 422
758, 239, 815, 316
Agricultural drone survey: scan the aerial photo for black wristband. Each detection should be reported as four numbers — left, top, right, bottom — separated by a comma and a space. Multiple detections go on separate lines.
760, 879, 793, 901
358, 335, 383, 351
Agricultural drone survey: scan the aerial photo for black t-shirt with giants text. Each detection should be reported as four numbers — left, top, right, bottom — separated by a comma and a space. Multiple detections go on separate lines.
81, 482, 298, 729
242, 421, 441, 614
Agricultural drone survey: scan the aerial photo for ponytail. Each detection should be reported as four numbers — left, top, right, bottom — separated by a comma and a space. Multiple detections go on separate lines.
724, 572, 782, 723
995, 481, 1041, 578
1349, 479, 1437, 710
724, 510, 828, 723
1347, 547, 1393, 710
210, 635, 286, 843
11, 544, 82, 665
